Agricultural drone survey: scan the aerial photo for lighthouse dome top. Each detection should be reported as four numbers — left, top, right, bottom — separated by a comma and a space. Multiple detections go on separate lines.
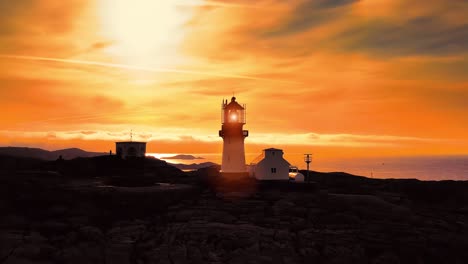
226, 96, 244, 110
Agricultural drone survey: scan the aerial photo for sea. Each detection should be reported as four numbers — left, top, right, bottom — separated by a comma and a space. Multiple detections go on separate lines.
147, 153, 468, 181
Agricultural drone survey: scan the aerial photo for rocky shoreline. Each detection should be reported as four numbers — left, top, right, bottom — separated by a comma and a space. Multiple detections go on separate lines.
1, 157, 468, 263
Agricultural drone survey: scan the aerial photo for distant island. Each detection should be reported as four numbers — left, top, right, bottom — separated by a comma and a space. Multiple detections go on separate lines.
171, 162, 217, 171
161, 154, 205, 160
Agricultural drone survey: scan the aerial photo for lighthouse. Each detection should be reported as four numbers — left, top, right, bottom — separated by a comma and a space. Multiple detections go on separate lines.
219, 97, 249, 178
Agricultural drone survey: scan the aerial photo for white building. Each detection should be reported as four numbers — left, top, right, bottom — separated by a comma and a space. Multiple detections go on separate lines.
116, 141, 146, 159
249, 148, 290, 180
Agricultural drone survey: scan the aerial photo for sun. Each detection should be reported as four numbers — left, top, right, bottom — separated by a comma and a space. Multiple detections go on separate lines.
98, 0, 198, 67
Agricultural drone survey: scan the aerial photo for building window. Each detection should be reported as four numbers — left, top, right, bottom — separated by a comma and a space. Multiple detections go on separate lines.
272, 151, 275, 156
271, 168, 277, 173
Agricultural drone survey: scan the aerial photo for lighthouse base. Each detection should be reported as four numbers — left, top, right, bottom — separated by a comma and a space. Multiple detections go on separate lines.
214, 171, 256, 198
220, 171, 250, 179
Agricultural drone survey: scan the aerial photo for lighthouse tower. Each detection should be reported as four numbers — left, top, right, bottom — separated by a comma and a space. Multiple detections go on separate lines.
219, 97, 249, 178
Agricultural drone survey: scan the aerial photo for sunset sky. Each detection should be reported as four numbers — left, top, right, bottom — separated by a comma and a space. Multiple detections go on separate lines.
1, 0, 467, 161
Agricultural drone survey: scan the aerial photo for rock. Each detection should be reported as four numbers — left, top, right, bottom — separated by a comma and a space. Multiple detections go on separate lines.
46, 205, 69, 217
174, 210, 195, 222
328, 194, 412, 221
64, 231, 78, 245
168, 245, 188, 264
60, 242, 105, 264
78, 226, 104, 242
36, 244, 57, 261
36, 221, 69, 236
299, 247, 320, 259
272, 199, 295, 216
105, 244, 131, 264
274, 230, 291, 241
8, 232, 58, 263
108, 223, 146, 243
16, 245, 38, 259
186, 244, 203, 263
61, 246, 82, 263
0, 214, 28, 229
67, 216, 90, 227
319, 212, 361, 227
372, 252, 401, 264
0, 231, 25, 259
289, 206, 308, 218
207, 210, 237, 224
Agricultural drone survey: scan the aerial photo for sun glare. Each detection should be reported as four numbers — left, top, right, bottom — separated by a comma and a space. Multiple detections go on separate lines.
230, 114, 238, 121
98, 0, 198, 67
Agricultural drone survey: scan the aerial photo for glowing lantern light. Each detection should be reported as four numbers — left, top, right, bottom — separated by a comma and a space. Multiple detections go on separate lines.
230, 113, 238, 121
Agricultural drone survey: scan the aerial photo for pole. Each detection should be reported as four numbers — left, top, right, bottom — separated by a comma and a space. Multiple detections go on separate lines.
304, 154, 312, 183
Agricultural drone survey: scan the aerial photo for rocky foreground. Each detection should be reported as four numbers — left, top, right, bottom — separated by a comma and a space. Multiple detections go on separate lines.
1, 164, 468, 263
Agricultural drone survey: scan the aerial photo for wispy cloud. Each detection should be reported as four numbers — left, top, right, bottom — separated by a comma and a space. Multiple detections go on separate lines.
0, 54, 289, 82
0, 129, 442, 148
332, 16, 468, 57
264, 0, 359, 36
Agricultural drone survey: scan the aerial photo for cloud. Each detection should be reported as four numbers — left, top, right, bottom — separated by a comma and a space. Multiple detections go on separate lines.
189, 0, 261, 8
264, 0, 359, 36
0, 0, 89, 56
333, 16, 468, 57
248, 132, 439, 147
0, 128, 441, 149
0, 1, 34, 35
0, 77, 127, 128
0, 54, 283, 82
79, 131, 97, 135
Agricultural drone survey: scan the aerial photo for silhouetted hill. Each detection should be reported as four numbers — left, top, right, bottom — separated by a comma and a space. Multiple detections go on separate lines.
0, 147, 106, 160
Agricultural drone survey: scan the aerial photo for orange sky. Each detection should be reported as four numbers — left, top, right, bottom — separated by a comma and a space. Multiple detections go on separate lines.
0, 0, 467, 159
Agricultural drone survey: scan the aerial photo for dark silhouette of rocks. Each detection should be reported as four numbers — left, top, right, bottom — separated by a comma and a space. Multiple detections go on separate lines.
1, 157, 468, 263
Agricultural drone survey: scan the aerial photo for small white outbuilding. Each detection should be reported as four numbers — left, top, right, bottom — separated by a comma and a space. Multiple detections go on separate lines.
248, 148, 290, 180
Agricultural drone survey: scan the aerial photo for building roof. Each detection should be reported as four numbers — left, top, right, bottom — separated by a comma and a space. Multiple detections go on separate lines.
250, 153, 264, 165
115, 141, 146, 144
264, 148, 283, 151
250, 148, 285, 165
225, 97, 244, 110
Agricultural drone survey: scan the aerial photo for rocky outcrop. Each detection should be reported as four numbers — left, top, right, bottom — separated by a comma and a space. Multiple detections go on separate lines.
2, 170, 468, 263
125, 189, 467, 264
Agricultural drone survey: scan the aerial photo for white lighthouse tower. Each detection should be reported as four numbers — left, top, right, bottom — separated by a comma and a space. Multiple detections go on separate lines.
219, 97, 249, 178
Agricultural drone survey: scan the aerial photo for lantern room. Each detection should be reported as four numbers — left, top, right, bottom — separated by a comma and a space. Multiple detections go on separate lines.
221, 97, 246, 124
